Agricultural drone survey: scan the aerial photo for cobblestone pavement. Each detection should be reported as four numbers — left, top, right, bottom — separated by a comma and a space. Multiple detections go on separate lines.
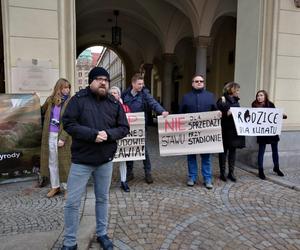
90, 127, 300, 250
0, 127, 300, 250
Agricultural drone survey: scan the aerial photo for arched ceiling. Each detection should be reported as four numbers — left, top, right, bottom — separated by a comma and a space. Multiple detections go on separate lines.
76, 0, 237, 66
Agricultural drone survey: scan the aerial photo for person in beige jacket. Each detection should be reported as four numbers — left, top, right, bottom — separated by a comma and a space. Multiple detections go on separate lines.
39, 78, 72, 198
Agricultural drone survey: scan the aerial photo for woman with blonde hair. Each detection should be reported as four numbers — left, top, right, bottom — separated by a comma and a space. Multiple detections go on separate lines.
217, 82, 245, 182
40, 78, 72, 198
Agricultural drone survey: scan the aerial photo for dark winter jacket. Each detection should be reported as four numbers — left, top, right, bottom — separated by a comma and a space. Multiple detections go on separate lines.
63, 87, 129, 166
251, 100, 279, 144
217, 94, 245, 148
180, 88, 217, 113
122, 87, 165, 124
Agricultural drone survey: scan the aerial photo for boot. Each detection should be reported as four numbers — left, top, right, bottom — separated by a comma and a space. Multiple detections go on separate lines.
273, 165, 284, 176
219, 166, 227, 182
258, 168, 266, 180
120, 181, 130, 192
228, 166, 236, 182
47, 187, 60, 198
145, 173, 154, 184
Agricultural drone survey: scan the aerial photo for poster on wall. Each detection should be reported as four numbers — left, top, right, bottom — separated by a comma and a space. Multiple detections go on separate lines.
0, 94, 42, 181
230, 107, 283, 136
158, 111, 223, 156
113, 112, 146, 162
11, 58, 59, 93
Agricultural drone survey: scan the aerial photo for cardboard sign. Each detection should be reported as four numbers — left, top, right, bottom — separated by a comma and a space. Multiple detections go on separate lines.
113, 112, 146, 162
230, 107, 283, 136
158, 111, 223, 156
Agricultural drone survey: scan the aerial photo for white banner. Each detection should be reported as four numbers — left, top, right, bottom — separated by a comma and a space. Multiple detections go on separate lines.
230, 107, 283, 136
158, 111, 223, 156
113, 112, 146, 162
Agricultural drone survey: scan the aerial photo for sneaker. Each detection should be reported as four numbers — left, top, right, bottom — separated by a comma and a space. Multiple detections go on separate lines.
205, 182, 213, 189
187, 178, 195, 187
145, 173, 154, 184
126, 172, 134, 182
120, 181, 130, 192
47, 187, 60, 198
97, 234, 113, 250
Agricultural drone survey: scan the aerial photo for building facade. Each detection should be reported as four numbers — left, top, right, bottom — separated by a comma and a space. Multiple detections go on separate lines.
75, 49, 100, 91
97, 48, 125, 91
1, 0, 300, 166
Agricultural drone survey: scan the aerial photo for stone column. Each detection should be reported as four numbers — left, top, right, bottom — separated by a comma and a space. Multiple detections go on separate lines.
162, 53, 174, 111
194, 36, 211, 78
143, 63, 153, 91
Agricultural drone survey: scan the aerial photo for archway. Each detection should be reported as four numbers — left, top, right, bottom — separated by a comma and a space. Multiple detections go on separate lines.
208, 16, 237, 97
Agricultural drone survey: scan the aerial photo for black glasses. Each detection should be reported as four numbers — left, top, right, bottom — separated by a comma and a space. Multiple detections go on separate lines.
95, 77, 109, 82
193, 80, 204, 83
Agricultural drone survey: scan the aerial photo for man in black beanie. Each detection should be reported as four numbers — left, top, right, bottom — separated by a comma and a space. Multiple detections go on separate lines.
61, 67, 129, 250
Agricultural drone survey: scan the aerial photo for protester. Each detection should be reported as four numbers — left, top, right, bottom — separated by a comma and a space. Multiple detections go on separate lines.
39, 78, 72, 198
122, 73, 169, 184
61, 67, 129, 250
180, 75, 218, 189
251, 90, 287, 179
109, 86, 131, 192
217, 82, 245, 182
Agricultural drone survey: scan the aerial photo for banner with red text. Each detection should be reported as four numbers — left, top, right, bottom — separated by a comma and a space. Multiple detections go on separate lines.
158, 111, 223, 156
230, 107, 283, 136
113, 112, 146, 162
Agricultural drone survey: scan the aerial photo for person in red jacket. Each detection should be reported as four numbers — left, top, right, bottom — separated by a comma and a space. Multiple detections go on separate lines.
109, 86, 131, 192
252, 90, 287, 179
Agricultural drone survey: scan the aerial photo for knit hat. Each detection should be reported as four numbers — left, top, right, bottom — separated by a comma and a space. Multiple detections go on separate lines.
88, 67, 110, 84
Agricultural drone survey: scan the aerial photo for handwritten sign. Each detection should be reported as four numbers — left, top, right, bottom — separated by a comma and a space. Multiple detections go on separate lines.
230, 107, 283, 136
113, 112, 146, 162
158, 111, 223, 156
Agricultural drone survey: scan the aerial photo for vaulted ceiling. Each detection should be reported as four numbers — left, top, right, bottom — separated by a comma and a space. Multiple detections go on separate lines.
76, 0, 237, 67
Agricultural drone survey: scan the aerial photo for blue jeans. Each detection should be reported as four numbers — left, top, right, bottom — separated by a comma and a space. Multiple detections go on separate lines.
63, 162, 113, 247
187, 154, 212, 184
258, 143, 279, 169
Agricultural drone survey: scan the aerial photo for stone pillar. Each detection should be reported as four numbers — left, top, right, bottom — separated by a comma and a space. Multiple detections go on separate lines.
1, 0, 76, 101
162, 53, 174, 111
143, 63, 153, 91
194, 36, 211, 78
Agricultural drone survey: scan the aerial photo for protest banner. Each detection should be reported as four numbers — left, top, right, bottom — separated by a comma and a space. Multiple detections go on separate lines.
230, 107, 283, 136
0, 94, 42, 180
158, 111, 223, 156
113, 112, 146, 162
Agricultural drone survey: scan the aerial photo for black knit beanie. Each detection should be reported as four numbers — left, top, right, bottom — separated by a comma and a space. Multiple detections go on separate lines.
88, 67, 110, 84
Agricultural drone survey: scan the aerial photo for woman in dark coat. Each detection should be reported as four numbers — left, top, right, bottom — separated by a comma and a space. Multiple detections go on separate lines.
217, 82, 245, 182
251, 90, 287, 179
